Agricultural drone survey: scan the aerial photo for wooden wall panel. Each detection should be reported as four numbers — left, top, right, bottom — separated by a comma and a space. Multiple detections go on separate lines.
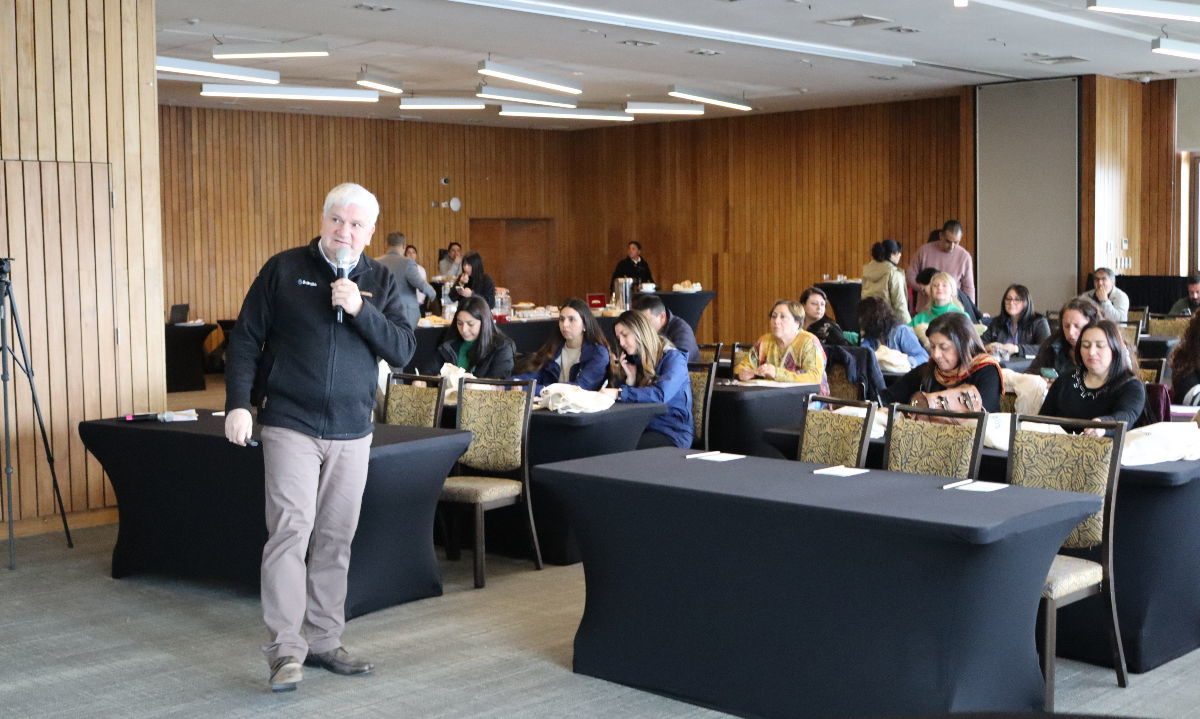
1081, 76, 1180, 286
0, 0, 161, 532
563, 96, 971, 344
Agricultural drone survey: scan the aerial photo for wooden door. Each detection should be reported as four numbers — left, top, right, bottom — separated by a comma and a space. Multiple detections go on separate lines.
468, 218, 556, 305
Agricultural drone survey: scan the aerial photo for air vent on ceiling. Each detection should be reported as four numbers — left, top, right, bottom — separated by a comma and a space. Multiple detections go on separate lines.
352, 3, 395, 11
620, 39, 657, 47
1115, 70, 1168, 81
821, 15, 892, 28
883, 26, 920, 34
869, 75, 897, 81
689, 49, 723, 56
1025, 55, 1089, 65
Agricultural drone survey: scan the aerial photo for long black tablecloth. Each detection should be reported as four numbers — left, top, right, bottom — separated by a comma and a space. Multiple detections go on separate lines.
78, 412, 470, 619
536, 448, 1098, 717
815, 280, 861, 331
642, 290, 714, 330
444, 402, 665, 565
165, 324, 216, 392
707, 383, 817, 457
761, 425, 1200, 674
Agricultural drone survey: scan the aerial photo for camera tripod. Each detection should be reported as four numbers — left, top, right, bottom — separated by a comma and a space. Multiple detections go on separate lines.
0, 258, 72, 569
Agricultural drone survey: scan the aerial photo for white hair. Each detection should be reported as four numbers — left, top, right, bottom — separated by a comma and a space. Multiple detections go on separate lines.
323, 183, 379, 225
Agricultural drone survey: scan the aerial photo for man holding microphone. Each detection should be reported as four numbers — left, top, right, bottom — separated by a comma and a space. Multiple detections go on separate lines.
224, 183, 416, 692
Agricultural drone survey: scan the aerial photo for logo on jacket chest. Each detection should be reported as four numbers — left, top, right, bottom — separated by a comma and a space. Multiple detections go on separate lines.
297, 278, 318, 287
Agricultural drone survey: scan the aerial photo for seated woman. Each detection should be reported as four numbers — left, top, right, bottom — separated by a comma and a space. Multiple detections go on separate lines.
857, 296, 928, 368
1040, 320, 1145, 432
799, 286, 847, 348
881, 311, 1003, 412
600, 311, 693, 448
1027, 297, 1102, 380
981, 284, 1051, 358
1168, 312, 1200, 403
512, 298, 611, 391
910, 271, 969, 328
735, 300, 828, 391
432, 296, 514, 379
449, 252, 497, 309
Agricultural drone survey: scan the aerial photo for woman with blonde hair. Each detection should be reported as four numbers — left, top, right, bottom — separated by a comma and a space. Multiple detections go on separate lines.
735, 300, 828, 391
910, 271, 967, 327
600, 310, 693, 448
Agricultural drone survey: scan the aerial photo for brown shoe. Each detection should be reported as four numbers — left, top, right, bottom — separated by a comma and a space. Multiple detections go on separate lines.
304, 647, 374, 676
268, 656, 303, 692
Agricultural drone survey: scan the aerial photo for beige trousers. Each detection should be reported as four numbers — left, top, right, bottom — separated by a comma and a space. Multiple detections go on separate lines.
259, 425, 373, 665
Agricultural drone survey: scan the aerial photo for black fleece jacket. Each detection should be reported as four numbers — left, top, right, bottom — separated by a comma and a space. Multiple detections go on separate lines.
225, 238, 416, 440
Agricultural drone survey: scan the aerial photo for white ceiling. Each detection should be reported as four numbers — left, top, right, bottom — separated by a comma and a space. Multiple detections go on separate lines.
155, 0, 1200, 129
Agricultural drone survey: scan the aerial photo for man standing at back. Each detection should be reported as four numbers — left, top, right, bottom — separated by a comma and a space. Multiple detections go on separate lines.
611, 241, 654, 288
376, 231, 436, 330
906, 220, 975, 314
224, 183, 416, 693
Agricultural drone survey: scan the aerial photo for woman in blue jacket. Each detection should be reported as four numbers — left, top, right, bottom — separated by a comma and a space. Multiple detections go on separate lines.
857, 296, 928, 368
513, 298, 611, 391
601, 310, 693, 448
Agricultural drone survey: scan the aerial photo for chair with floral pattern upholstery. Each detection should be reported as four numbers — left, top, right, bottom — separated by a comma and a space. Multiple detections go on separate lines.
1136, 358, 1165, 385
1006, 413, 1128, 711
687, 362, 717, 450
795, 395, 876, 468
439, 377, 540, 588
697, 343, 724, 365
882, 404, 986, 480
825, 363, 866, 402
385, 372, 445, 429
1148, 317, 1189, 338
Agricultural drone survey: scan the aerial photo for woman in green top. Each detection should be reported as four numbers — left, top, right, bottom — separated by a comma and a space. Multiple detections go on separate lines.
911, 271, 968, 327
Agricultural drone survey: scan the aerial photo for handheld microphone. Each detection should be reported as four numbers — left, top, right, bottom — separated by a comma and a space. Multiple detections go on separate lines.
123, 411, 177, 422
335, 247, 352, 324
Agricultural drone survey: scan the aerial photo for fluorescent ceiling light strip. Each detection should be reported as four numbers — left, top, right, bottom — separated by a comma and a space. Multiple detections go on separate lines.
448, 0, 914, 68
200, 84, 379, 102
155, 56, 280, 84
970, 0, 1155, 41
1152, 37, 1200, 60
1088, 0, 1200, 23
477, 60, 582, 94
498, 104, 633, 121
667, 86, 751, 112
212, 41, 330, 59
400, 97, 486, 109
624, 102, 704, 115
356, 69, 404, 94
476, 84, 577, 108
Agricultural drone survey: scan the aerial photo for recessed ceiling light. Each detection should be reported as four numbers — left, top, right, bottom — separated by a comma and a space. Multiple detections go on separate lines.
689, 49, 723, 56
869, 75, 897, 81
883, 26, 920, 34
821, 15, 891, 28
1024, 55, 1089, 65
620, 39, 658, 47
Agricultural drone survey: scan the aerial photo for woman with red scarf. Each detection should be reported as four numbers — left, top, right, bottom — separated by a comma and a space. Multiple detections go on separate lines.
881, 311, 1003, 412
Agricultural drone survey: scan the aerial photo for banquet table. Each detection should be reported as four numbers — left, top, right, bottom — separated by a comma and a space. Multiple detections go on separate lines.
1137, 334, 1180, 360
78, 411, 471, 619
815, 280, 862, 332
707, 382, 817, 457
535, 447, 1099, 717
444, 401, 665, 565
761, 425, 1200, 674
164, 323, 216, 392
640, 290, 714, 330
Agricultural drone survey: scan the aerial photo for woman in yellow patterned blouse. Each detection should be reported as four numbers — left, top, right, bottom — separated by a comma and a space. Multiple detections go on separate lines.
735, 300, 828, 389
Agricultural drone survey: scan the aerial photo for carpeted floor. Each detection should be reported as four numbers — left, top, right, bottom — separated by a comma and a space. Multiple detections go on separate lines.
3, 521, 1199, 717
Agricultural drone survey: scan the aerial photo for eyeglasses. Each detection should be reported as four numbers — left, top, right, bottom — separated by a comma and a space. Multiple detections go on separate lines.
1003, 297, 1025, 303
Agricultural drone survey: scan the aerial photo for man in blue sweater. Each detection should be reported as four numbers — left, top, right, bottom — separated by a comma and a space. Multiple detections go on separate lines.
224, 183, 416, 692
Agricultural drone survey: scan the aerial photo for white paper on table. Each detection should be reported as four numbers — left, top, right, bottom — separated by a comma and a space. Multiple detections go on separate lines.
955, 481, 1007, 492
696, 452, 745, 462
812, 465, 869, 477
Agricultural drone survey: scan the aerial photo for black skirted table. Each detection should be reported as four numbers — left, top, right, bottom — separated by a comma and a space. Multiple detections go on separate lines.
164, 323, 216, 392
444, 402, 665, 565
78, 411, 470, 619
535, 448, 1099, 718
761, 427, 1200, 674
1137, 334, 1180, 360
815, 280, 862, 332
641, 291, 714, 330
707, 383, 817, 457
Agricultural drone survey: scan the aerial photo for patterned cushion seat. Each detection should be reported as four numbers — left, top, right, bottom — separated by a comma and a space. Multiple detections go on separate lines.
1010, 429, 1111, 548
1044, 555, 1104, 600
886, 414, 978, 479
800, 410, 866, 467
441, 476, 523, 504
